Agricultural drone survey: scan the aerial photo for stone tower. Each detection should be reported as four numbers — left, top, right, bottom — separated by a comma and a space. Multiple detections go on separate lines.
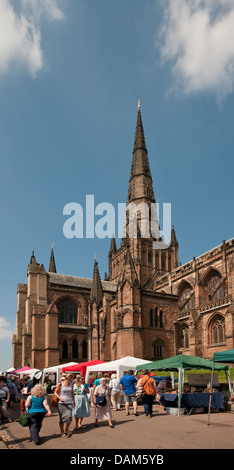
110, 103, 179, 286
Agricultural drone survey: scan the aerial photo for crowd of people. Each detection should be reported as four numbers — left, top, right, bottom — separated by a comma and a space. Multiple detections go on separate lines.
0, 369, 180, 446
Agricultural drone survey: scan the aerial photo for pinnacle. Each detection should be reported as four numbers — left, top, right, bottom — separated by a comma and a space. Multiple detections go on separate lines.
90, 257, 103, 306
49, 246, 57, 273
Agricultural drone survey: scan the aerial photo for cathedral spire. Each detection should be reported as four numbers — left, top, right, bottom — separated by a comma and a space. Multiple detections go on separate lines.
49, 244, 57, 273
124, 103, 156, 242
127, 103, 155, 205
90, 257, 103, 306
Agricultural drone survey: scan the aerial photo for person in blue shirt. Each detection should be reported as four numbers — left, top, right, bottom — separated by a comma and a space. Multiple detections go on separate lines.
93, 373, 102, 389
7, 380, 19, 406
25, 384, 51, 445
120, 370, 139, 416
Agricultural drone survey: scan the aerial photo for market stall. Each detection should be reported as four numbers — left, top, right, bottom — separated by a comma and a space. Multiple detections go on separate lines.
62, 360, 106, 377
160, 391, 224, 411
136, 354, 228, 417
85, 356, 152, 383
12, 366, 32, 374
208, 348, 234, 425
40, 362, 78, 386
16, 368, 40, 379
11, 366, 41, 378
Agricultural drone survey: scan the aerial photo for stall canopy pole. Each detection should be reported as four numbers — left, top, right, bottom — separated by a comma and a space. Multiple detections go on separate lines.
178, 367, 184, 417
225, 370, 232, 395
207, 360, 215, 425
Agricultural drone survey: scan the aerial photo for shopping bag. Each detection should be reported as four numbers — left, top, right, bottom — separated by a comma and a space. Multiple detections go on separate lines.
19, 412, 30, 427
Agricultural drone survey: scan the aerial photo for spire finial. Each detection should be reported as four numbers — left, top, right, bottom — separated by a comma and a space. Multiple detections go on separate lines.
138, 99, 141, 109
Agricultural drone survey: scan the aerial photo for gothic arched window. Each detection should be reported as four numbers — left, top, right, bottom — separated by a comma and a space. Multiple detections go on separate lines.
82, 341, 87, 359
72, 338, 78, 359
178, 281, 193, 311
150, 309, 153, 327
159, 310, 163, 328
155, 307, 158, 327
57, 299, 78, 324
210, 315, 225, 345
153, 340, 164, 359
184, 295, 195, 310
213, 286, 226, 301
180, 325, 189, 349
205, 270, 222, 292
62, 340, 68, 359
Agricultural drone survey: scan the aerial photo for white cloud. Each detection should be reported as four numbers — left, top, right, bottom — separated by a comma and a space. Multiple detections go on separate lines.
20, 0, 64, 21
158, 0, 234, 100
0, 317, 13, 340
0, 0, 64, 77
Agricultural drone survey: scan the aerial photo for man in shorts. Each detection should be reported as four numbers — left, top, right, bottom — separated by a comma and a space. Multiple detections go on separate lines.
120, 370, 139, 416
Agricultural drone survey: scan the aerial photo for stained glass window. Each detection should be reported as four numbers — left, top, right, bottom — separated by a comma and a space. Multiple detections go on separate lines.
57, 299, 78, 324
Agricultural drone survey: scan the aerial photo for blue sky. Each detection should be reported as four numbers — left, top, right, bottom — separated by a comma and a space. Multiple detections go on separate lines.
0, 0, 234, 371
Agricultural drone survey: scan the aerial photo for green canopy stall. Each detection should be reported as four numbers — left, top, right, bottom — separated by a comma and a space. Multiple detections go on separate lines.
136, 354, 228, 417
208, 349, 234, 425
213, 349, 234, 363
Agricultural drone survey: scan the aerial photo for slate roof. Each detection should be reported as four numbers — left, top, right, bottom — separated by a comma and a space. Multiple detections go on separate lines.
48, 272, 117, 293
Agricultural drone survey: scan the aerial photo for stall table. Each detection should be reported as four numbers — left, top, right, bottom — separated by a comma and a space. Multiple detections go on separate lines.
160, 392, 224, 411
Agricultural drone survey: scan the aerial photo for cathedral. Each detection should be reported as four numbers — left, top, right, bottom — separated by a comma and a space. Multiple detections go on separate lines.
12, 105, 234, 370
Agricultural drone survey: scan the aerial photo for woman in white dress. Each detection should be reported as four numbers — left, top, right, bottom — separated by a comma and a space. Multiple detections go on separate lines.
93, 377, 114, 428
73, 375, 90, 430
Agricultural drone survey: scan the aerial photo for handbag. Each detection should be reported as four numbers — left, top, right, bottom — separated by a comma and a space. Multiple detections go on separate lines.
96, 395, 107, 407
136, 383, 145, 400
51, 383, 61, 407
136, 377, 150, 400
19, 412, 30, 427
51, 394, 58, 407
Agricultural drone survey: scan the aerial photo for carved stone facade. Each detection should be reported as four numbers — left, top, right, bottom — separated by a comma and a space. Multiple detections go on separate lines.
12, 107, 234, 369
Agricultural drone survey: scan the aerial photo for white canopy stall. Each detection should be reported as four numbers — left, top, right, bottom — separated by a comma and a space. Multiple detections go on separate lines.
19, 368, 40, 379
40, 362, 78, 385
85, 356, 152, 383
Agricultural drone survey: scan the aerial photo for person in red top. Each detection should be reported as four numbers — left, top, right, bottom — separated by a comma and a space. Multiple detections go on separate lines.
137, 370, 157, 418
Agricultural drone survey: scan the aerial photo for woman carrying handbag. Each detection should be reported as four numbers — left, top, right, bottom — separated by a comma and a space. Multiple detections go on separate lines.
54, 374, 75, 437
93, 377, 114, 428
